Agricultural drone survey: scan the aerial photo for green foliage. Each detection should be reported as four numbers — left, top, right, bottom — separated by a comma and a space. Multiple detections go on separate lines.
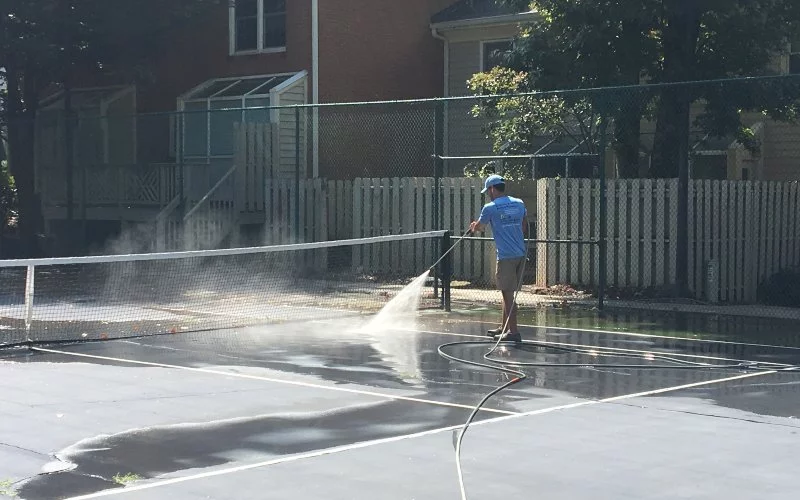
466, 67, 602, 180
0, 0, 222, 247
471, 0, 800, 178
112, 472, 142, 485
0, 479, 17, 498
758, 267, 800, 307
0, 159, 17, 231
0, 0, 224, 102
468, 68, 602, 152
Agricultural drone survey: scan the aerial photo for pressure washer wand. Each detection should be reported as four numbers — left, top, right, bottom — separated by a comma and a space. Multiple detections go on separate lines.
427, 229, 472, 272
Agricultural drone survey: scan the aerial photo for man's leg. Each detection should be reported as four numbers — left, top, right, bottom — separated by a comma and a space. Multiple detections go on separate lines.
492, 258, 523, 342
501, 289, 516, 331
488, 259, 506, 335
502, 289, 518, 333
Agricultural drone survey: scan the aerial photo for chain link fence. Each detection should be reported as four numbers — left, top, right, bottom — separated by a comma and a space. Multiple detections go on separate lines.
12, 75, 800, 321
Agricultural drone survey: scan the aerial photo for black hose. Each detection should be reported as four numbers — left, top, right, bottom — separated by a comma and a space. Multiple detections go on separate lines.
437, 336, 797, 500
433, 228, 798, 500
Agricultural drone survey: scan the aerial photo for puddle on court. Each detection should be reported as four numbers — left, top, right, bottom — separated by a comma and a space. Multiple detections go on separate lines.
8, 305, 800, 499
16, 397, 488, 500
447, 304, 800, 345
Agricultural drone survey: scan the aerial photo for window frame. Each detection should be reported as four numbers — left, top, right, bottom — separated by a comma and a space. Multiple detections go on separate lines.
480, 39, 513, 72
229, 0, 287, 56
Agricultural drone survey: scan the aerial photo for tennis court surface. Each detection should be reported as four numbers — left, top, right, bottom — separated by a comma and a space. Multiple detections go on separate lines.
1, 232, 799, 499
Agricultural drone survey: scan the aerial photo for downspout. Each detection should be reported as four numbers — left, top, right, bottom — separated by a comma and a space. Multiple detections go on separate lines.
431, 26, 449, 166
430, 26, 449, 98
312, 0, 319, 178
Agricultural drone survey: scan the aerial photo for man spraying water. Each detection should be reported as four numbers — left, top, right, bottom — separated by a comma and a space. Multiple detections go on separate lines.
469, 174, 528, 342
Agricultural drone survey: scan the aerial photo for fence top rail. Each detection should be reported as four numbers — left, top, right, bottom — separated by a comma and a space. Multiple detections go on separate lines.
435, 153, 600, 160
0, 231, 449, 268
463, 236, 599, 245
36, 74, 800, 120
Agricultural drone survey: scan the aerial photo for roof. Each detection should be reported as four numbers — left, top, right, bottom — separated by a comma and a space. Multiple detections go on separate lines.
180, 74, 297, 102
39, 85, 133, 110
430, 0, 528, 25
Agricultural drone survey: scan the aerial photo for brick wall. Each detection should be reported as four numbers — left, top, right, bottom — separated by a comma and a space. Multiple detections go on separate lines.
139, 1, 312, 112
318, 0, 453, 103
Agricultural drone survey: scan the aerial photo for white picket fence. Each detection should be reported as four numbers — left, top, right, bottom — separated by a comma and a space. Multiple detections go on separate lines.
536, 178, 800, 302
260, 177, 492, 279
190, 153, 797, 302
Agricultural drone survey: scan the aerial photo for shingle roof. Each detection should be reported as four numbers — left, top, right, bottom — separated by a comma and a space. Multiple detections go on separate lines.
431, 0, 527, 24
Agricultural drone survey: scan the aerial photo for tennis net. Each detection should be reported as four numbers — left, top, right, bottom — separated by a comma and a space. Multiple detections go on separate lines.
0, 231, 452, 347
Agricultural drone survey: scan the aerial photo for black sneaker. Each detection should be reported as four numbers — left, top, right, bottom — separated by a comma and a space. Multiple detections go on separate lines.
486, 327, 503, 336
493, 331, 522, 343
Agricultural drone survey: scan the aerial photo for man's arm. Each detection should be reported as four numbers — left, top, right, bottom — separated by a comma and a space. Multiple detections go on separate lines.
470, 204, 491, 234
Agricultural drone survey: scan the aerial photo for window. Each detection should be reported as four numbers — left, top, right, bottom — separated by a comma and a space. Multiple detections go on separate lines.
790, 39, 800, 74
481, 40, 513, 71
231, 0, 286, 54
178, 74, 293, 158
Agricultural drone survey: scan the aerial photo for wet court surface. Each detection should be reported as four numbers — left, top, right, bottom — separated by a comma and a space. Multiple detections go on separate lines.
1, 311, 799, 499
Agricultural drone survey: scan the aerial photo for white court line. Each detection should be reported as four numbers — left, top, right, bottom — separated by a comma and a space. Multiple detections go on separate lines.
64, 368, 779, 499
30, 347, 516, 416
534, 324, 800, 351
437, 317, 800, 351
514, 321, 800, 352
314, 320, 788, 367
411, 328, 792, 367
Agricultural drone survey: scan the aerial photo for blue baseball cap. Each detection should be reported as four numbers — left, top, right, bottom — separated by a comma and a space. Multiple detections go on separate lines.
481, 174, 505, 193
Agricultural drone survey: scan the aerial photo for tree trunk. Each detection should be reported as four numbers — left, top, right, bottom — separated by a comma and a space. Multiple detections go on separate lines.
649, 0, 701, 178
6, 67, 44, 256
650, 90, 685, 177
611, 21, 648, 179
650, 0, 701, 296
612, 106, 642, 178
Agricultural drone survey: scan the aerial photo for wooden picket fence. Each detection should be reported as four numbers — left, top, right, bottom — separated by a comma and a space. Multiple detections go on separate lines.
537, 178, 800, 302
252, 175, 798, 302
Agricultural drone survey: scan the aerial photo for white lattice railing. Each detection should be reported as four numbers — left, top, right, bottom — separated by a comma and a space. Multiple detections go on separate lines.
41, 163, 180, 207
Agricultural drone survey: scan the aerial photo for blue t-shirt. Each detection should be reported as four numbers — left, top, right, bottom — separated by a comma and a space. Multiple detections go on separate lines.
478, 195, 527, 260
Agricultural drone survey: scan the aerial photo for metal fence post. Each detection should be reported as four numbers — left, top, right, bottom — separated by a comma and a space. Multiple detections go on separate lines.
441, 230, 452, 311
433, 100, 445, 298
434, 100, 444, 231
676, 86, 691, 297
598, 115, 608, 311
295, 106, 301, 242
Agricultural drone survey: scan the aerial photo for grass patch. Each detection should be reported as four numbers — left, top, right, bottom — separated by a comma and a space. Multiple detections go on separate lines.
0, 479, 17, 498
112, 473, 142, 486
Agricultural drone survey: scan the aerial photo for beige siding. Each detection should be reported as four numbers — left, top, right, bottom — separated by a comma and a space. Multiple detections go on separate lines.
275, 78, 309, 179
763, 120, 800, 180
446, 41, 492, 176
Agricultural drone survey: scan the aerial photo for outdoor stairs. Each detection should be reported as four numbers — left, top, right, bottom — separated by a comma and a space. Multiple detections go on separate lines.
153, 165, 239, 252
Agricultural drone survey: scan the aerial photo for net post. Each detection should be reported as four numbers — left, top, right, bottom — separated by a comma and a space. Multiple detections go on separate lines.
24, 264, 35, 342
440, 231, 452, 311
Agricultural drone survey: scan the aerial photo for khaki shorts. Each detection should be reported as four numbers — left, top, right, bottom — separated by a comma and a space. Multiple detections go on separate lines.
496, 257, 526, 291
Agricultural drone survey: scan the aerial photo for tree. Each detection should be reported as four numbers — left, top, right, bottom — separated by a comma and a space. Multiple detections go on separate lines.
467, 66, 604, 180
0, 0, 222, 254
648, 0, 800, 177
470, 0, 800, 178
